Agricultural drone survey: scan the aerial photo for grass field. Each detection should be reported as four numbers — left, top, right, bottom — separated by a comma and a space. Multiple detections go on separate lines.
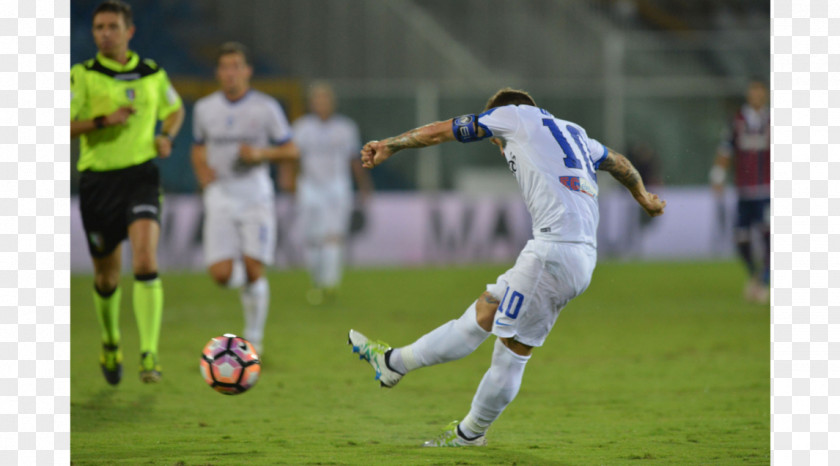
71, 261, 769, 465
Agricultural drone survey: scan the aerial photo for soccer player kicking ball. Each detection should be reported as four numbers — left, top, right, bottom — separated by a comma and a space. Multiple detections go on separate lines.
348, 88, 665, 446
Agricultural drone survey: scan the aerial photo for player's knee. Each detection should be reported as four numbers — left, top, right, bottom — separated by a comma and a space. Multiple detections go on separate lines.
245, 269, 262, 284
475, 292, 499, 332
208, 265, 231, 286
132, 258, 157, 276
500, 337, 533, 356
94, 272, 120, 295
241, 256, 264, 283
131, 247, 158, 275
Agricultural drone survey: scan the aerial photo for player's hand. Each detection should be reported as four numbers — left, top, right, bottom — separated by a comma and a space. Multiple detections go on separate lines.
239, 144, 263, 164
637, 191, 666, 217
360, 140, 393, 169
155, 135, 173, 158
105, 106, 135, 126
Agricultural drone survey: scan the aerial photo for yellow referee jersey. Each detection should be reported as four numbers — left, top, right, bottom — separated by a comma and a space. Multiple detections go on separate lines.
71, 51, 182, 172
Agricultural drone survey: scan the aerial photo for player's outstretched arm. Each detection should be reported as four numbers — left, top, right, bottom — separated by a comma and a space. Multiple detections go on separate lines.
598, 147, 666, 217
361, 119, 456, 168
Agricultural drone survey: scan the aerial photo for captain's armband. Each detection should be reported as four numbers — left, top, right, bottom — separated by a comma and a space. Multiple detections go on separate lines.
452, 114, 485, 143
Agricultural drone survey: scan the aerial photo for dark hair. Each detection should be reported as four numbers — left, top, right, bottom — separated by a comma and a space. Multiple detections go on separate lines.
218, 42, 251, 66
93, 0, 133, 28
484, 87, 536, 111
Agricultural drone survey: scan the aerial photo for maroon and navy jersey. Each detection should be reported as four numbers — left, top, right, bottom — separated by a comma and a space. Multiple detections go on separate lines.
720, 104, 770, 199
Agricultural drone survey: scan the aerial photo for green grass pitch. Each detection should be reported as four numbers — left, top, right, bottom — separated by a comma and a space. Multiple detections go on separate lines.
71, 261, 769, 464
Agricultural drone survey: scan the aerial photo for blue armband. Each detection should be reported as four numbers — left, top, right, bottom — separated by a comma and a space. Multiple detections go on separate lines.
452, 114, 482, 143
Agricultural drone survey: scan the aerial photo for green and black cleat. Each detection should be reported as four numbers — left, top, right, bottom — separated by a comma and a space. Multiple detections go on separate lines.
100, 343, 123, 386
139, 351, 162, 383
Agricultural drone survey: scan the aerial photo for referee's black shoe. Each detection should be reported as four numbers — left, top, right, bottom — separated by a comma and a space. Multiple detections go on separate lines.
100, 343, 123, 386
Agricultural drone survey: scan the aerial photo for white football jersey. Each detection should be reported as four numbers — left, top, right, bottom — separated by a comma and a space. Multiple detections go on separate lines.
193, 90, 292, 203
292, 114, 360, 192
473, 105, 608, 246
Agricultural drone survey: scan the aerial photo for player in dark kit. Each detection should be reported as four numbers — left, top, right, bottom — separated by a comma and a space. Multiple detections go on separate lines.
710, 80, 770, 303
70, 1, 185, 384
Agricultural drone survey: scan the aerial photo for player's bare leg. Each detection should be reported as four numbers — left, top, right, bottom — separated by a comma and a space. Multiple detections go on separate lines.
499, 337, 533, 356
208, 259, 245, 289
208, 260, 233, 285
242, 256, 264, 284
473, 291, 497, 332
241, 255, 268, 354
92, 246, 121, 293
128, 219, 164, 382
92, 245, 123, 385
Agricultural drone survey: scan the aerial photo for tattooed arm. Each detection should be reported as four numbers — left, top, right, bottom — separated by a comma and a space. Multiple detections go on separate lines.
360, 119, 459, 168
599, 147, 666, 217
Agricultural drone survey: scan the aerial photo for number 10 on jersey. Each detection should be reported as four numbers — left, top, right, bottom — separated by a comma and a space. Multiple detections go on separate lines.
542, 119, 596, 178
498, 286, 524, 319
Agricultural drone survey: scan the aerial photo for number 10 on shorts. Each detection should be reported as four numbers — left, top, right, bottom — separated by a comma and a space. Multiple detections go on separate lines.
498, 286, 524, 319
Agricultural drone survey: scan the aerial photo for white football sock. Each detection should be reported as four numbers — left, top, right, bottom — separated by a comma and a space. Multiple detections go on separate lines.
389, 301, 490, 374
321, 242, 343, 289
306, 244, 323, 287
240, 277, 269, 350
226, 259, 246, 289
459, 338, 530, 438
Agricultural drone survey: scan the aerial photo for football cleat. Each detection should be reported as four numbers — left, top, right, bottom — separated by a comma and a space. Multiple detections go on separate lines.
139, 351, 162, 383
422, 420, 487, 447
347, 329, 403, 388
100, 343, 122, 386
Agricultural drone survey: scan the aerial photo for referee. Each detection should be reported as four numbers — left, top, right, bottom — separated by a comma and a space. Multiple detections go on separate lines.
70, 0, 185, 385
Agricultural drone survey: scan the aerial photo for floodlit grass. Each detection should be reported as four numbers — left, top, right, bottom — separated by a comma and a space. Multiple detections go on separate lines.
71, 261, 768, 464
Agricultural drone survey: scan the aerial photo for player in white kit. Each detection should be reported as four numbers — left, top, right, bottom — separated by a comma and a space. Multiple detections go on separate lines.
191, 43, 298, 354
293, 82, 372, 304
347, 88, 666, 446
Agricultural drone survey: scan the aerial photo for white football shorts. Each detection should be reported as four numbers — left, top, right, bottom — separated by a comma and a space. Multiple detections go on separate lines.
487, 239, 597, 347
202, 187, 276, 266
297, 180, 352, 242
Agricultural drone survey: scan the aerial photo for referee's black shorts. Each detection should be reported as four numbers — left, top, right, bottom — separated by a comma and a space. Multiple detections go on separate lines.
79, 160, 162, 258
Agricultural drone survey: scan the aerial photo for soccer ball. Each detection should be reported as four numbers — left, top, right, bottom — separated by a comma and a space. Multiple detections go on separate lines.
200, 334, 261, 395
